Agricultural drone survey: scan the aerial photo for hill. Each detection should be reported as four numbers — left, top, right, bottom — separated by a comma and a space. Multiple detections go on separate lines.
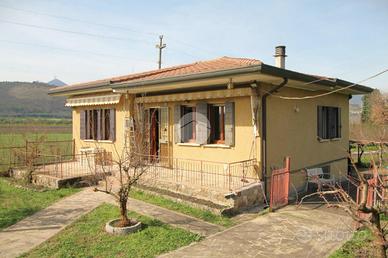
47, 78, 67, 87
0, 81, 70, 118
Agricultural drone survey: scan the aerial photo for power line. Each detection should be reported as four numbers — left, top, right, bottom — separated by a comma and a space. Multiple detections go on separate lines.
261, 69, 387, 100
0, 4, 158, 37
0, 39, 155, 64
0, 3, 220, 57
0, 19, 154, 43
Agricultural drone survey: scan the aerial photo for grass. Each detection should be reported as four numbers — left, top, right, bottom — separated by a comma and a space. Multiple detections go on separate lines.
129, 189, 235, 227
22, 203, 201, 258
0, 116, 71, 126
330, 228, 375, 258
0, 178, 79, 229
330, 216, 388, 258
0, 131, 72, 172
0, 132, 72, 146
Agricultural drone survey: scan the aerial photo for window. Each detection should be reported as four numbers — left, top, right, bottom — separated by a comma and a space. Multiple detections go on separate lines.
100, 109, 111, 140
317, 106, 341, 140
86, 110, 98, 140
81, 108, 115, 141
181, 106, 196, 143
208, 104, 225, 144
174, 102, 234, 146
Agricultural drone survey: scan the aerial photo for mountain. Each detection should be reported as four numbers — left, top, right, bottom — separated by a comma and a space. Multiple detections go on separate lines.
47, 78, 67, 87
0, 81, 70, 118
350, 95, 362, 105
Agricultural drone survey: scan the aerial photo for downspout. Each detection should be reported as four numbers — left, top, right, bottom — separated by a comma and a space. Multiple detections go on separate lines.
261, 78, 288, 195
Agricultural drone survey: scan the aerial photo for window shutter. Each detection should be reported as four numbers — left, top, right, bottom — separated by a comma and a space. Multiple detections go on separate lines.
174, 105, 181, 143
109, 109, 116, 141
97, 109, 102, 140
337, 107, 341, 138
317, 106, 323, 139
225, 102, 235, 146
80, 110, 86, 140
196, 102, 208, 144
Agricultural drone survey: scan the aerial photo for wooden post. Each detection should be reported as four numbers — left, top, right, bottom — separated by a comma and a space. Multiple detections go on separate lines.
60, 155, 63, 178
25, 140, 28, 166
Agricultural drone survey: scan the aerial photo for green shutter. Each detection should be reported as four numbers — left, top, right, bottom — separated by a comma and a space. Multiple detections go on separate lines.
225, 102, 235, 146
196, 102, 208, 144
174, 105, 181, 143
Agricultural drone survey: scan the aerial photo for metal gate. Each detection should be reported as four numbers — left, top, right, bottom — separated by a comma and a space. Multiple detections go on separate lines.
270, 157, 290, 211
356, 165, 381, 222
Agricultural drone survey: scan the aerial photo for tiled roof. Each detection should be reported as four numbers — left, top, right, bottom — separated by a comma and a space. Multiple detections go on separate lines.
51, 56, 262, 93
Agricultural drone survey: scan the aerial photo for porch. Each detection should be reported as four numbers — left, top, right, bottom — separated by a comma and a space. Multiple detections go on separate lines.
12, 151, 262, 208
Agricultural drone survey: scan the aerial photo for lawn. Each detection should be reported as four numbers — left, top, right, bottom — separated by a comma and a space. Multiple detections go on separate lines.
330, 228, 375, 258
330, 216, 388, 258
0, 178, 79, 229
22, 203, 201, 258
129, 189, 235, 227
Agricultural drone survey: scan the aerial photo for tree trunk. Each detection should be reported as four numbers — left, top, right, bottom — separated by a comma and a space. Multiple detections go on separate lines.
118, 195, 130, 227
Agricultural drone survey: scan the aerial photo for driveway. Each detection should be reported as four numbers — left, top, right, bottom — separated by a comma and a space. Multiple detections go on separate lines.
160, 204, 354, 258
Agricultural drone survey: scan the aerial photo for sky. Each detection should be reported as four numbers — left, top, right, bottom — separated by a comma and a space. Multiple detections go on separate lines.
0, 0, 387, 92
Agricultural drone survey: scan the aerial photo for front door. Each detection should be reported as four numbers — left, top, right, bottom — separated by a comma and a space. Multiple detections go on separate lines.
149, 108, 159, 159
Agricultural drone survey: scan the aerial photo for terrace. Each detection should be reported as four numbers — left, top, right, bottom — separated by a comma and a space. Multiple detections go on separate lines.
4, 142, 261, 208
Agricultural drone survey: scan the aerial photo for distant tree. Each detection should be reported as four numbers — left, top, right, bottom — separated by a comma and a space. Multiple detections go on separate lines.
361, 94, 371, 123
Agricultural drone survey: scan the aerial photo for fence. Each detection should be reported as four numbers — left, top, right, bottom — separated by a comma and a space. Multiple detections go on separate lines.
140, 156, 259, 191
0, 139, 75, 172
35, 152, 113, 178
356, 166, 387, 222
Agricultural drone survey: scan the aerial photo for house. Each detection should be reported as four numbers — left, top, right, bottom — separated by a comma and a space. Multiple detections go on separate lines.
49, 46, 373, 209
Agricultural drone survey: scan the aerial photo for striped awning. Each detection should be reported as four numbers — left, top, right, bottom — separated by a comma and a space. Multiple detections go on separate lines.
65, 94, 121, 107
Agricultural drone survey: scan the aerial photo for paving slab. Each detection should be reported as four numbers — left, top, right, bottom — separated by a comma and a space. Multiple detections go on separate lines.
160, 205, 354, 258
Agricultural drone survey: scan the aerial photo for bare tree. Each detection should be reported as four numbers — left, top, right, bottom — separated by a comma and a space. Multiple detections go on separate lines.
91, 104, 152, 227
300, 157, 387, 258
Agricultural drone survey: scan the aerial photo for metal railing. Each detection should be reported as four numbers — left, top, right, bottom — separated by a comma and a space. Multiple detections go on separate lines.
35, 152, 113, 178
0, 139, 74, 172
139, 156, 259, 191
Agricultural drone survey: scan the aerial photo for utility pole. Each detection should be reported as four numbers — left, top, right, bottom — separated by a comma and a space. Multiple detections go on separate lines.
155, 35, 166, 69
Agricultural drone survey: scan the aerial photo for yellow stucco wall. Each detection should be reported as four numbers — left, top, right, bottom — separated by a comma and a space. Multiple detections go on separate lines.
72, 95, 128, 159
70, 85, 350, 191
265, 86, 349, 190
164, 96, 256, 163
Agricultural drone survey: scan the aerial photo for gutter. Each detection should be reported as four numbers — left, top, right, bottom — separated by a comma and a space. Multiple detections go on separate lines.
261, 77, 288, 195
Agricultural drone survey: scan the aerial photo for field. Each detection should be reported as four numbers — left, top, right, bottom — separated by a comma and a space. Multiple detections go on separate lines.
0, 117, 72, 172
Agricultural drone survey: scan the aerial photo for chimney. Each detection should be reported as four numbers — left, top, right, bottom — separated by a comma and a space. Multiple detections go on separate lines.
274, 45, 286, 69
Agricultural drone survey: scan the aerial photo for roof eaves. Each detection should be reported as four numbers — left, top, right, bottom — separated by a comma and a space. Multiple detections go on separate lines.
111, 64, 262, 90
260, 64, 373, 94
48, 81, 111, 96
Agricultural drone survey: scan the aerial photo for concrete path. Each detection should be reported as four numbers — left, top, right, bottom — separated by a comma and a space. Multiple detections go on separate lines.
0, 189, 111, 258
160, 204, 354, 258
0, 188, 222, 258
111, 198, 223, 236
